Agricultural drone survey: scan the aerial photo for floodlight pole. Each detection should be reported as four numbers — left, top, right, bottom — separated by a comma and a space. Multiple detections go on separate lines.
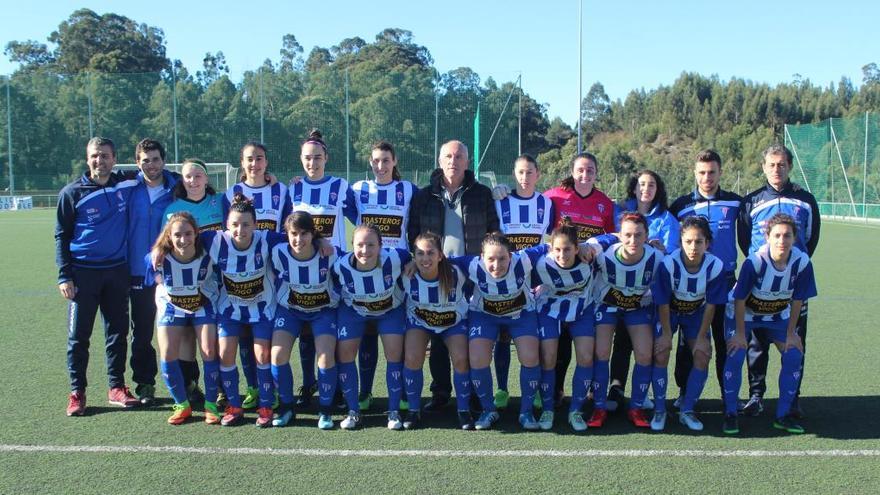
171, 66, 179, 163
577, 0, 583, 154
6, 76, 13, 195
864, 111, 869, 220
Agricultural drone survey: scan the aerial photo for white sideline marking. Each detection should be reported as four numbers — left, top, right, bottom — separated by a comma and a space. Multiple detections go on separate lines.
1, 444, 879, 458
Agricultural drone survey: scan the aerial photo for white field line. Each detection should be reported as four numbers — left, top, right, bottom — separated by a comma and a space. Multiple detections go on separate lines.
1, 444, 879, 458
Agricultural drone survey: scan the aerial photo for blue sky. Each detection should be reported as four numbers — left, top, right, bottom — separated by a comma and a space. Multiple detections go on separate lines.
2, 0, 877, 125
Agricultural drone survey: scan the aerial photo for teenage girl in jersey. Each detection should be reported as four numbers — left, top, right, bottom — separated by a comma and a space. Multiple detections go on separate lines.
147, 212, 220, 425
492, 154, 553, 411
721, 213, 816, 435
651, 216, 727, 431
334, 224, 411, 430
269, 212, 341, 429
401, 232, 473, 430
290, 130, 359, 410
588, 212, 663, 429
223, 143, 289, 410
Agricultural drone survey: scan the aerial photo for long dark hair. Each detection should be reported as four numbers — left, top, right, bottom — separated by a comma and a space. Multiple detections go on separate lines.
238, 141, 269, 182
284, 211, 323, 251
371, 140, 401, 181
560, 152, 598, 190
414, 231, 454, 299
228, 192, 256, 222
626, 169, 668, 212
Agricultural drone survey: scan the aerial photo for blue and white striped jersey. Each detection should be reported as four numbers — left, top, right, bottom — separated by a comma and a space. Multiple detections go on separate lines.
334, 248, 411, 317
592, 241, 663, 310
146, 252, 218, 319
455, 248, 544, 319
352, 179, 418, 250
495, 192, 553, 250
653, 250, 727, 315
289, 176, 358, 248
402, 265, 470, 331
727, 245, 817, 322
533, 256, 596, 322
204, 230, 283, 322
223, 182, 289, 232
271, 244, 340, 313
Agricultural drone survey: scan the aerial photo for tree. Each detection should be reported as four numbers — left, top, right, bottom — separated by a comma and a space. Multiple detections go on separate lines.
546, 117, 575, 149
198, 51, 229, 86
280, 34, 304, 72
580, 82, 616, 142
305, 47, 333, 73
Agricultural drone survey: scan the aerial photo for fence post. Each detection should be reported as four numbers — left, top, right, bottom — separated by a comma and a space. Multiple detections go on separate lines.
434, 90, 439, 163
864, 111, 869, 220
344, 68, 350, 182
259, 67, 265, 143
5, 75, 13, 195
86, 72, 94, 138
172, 66, 179, 163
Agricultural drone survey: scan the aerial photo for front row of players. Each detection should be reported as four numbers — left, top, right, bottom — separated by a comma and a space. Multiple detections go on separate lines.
151, 193, 815, 434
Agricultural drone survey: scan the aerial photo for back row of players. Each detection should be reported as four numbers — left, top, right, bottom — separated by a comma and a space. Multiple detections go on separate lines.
60, 130, 819, 435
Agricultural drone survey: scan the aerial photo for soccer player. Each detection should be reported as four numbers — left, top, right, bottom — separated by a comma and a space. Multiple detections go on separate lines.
146, 212, 220, 425
532, 218, 598, 432
608, 169, 679, 411
737, 144, 820, 418
721, 213, 817, 435
222, 142, 288, 410
588, 212, 663, 429
269, 212, 340, 429
289, 129, 358, 410
669, 150, 741, 404
650, 216, 727, 431
450, 232, 545, 431
334, 224, 411, 430
57, 137, 140, 415
401, 232, 473, 429
349, 140, 418, 412
542, 153, 615, 408
492, 154, 553, 411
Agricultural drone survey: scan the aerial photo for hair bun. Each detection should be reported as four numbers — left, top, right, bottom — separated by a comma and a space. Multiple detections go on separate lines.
308, 129, 323, 141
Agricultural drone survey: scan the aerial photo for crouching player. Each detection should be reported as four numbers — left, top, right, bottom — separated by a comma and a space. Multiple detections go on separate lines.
651, 216, 727, 431
147, 212, 220, 425
721, 213, 817, 435
402, 232, 473, 430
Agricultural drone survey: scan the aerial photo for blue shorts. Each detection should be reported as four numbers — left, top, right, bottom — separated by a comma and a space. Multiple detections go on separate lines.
539, 311, 595, 340
273, 305, 337, 338
157, 301, 216, 327
337, 304, 406, 341
594, 303, 653, 327
217, 318, 274, 341
407, 319, 468, 339
724, 317, 788, 344
654, 310, 706, 341
468, 310, 539, 341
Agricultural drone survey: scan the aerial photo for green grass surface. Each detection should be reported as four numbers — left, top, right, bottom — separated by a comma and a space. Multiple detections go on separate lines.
1, 211, 878, 493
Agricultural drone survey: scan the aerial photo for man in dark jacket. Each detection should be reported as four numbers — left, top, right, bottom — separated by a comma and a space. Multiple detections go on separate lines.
407, 140, 499, 415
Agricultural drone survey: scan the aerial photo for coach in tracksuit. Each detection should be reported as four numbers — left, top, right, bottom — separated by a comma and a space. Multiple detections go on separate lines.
127, 139, 179, 404
669, 149, 741, 398
57, 137, 140, 416
737, 143, 820, 418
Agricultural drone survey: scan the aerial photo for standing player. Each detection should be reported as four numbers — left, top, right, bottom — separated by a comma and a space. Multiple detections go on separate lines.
650, 216, 727, 431
722, 213, 816, 434
223, 142, 288, 410
588, 212, 663, 429
350, 140, 418, 411
334, 224, 410, 430
58, 137, 140, 415
668, 150, 741, 405
289, 129, 358, 410
401, 232, 473, 429
492, 154, 553, 410
737, 144, 820, 418
542, 153, 615, 408
146, 212, 220, 425
269, 212, 340, 428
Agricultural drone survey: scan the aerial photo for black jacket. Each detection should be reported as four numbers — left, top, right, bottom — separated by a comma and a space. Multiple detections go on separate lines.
738, 181, 820, 257
407, 169, 499, 255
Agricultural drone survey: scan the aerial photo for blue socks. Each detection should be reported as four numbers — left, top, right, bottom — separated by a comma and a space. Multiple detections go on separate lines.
453, 370, 473, 412
651, 365, 668, 414
471, 366, 495, 412
570, 365, 593, 412
540, 368, 556, 411
160, 360, 188, 405
337, 361, 359, 412
202, 359, 220, 404
386, 361, 403, 412
272, 363, 294, 405
630, 363, 651, 410
592, 359, 609, 410
359, 333, 379, 396
403, 366, 424, 411
239, 335, 257, 389
723, 348, 746, 416
680, 367, 708, 413
299, 334, 316, 388
317, 365, 338, 412
220, 365, 242, 408
519, 365, 541, 415
256, 363, 274, 407
777, 348, 803, 418
494, 341, 511, 391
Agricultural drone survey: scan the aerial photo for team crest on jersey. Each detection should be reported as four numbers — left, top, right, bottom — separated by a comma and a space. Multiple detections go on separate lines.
598, 203, 606, 213
537, 208, 544, 217
255, 253, 262, 265
347, 283, 355, 291
721, 207, 729, 217
479, 281, 488, 291
384, 274, 393, 287
330, 192, 338, 202
116, 190, 124, 201
396, 191, 403, 201
644, 271, 652, 279
199, 268, 207, 277
319, 267, 328, 277
516, 277, 524, 286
